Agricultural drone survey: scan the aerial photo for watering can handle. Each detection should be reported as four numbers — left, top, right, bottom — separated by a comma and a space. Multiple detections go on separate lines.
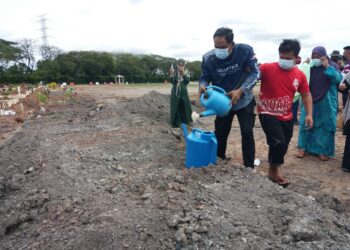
200, 92, 208, 106
206, 85, 227, 94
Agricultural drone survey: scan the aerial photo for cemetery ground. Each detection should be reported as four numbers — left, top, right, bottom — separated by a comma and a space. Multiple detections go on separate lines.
0, 84, 350, 249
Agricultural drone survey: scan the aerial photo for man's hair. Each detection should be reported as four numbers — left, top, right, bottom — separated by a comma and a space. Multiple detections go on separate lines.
213, 27, 234, 44
278, 39, 301, 56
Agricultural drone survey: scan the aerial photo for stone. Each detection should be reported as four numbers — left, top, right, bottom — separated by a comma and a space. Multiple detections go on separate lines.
289, 216, 322, 242
29, 210, 39, 220
7, 165, 15, 171
167, 215, 181, 228
175, 228, 188, 246
63, 200, 73, 213
185, 226, 194, 234
9, 182, 22, 190
175, 175, 185, 184
191, 232, 202, 242
24, 167, 34, 174
168, 182, 185, 192
281, 235, 293, 244
170, 128, 182, 140
29, 189, 39, 195
19, 213, 30, 222
31, 229, 40, 237
158, 202, 167, 210
0, 177, 5, 192
229, 228, 242, 238
80, 214, 90, 225
141, 193, 152, 200
194, 195, 206, 202
140, 232, 148, 241
12, 174, 26, 183
194, 225, 208, 234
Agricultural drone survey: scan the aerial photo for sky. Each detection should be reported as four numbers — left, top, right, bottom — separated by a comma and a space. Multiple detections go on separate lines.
1, 0, 350, 63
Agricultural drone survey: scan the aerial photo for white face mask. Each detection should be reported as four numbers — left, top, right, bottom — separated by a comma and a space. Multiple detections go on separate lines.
278, 59, 295, 70
215, 48, 230, 59
312, 58, 322, 67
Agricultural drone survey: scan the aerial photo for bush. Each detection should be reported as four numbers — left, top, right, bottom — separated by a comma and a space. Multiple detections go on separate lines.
37, 92, 48, 104
48, 82, 57, 89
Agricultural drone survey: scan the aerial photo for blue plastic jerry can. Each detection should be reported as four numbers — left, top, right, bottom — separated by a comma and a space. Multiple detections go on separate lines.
181, 124, 217, 168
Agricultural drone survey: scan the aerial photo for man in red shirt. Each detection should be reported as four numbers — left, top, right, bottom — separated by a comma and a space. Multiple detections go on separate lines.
259, 39, 313, 187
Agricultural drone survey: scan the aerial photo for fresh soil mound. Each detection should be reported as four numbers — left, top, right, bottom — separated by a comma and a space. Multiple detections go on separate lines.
0, 91, 350, 249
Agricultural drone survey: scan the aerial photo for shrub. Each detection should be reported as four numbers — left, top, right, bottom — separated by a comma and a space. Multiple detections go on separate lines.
37, 92, 48, 104
48, 82, 57, 89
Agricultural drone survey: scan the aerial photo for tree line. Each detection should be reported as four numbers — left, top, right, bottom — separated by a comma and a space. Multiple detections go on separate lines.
0, 38, 201, 84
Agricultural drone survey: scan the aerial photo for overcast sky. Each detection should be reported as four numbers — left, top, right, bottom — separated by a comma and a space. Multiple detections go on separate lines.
1, 0, 350, 63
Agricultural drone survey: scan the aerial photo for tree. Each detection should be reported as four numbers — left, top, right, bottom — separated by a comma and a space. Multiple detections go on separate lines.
40, 45, 63, 61
0, 38, 21, 70
17, 39, 36, 72
186, 61, 201, 81
114, 53, 147, 83
35, 51, 116, 83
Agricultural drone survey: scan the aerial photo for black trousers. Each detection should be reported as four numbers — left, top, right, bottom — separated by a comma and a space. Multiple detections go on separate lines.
215, 99, 256, 167
342, 135, 350, 170
259, 114, 293, 166
342, 90, 349, 108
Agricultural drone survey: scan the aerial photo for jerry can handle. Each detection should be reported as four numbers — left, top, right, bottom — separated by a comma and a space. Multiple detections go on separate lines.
191, 128, 202, 138
191, 128, 202, 133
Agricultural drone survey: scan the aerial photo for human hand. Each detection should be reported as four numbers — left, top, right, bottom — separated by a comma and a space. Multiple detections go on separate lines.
339, 83, 347, 91
321, 57, 329, 68
305, 115, 313, 129
177, 64, 185, 76
198, 85, 206, 99
227, 88, 243, 104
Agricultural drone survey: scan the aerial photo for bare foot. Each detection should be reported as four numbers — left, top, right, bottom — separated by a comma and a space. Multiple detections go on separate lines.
296, 150, 305, 158
319, 155, 329, 161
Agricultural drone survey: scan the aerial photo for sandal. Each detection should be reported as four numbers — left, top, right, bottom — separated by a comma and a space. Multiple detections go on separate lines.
217, 156, 232, 164
268, 176, 290, 188
319, 155, 329, 161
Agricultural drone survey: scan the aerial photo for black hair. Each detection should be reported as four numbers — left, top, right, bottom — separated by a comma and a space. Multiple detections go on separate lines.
213, 27, 234, 44
278, 39, 301, 57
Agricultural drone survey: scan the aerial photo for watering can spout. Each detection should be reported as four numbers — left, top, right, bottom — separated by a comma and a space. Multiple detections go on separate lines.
200, 109, 217, 117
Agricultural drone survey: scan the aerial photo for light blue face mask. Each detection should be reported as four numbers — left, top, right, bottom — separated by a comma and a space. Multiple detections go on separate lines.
278, 59, 295, 70
215, 48, 230, 59
312, 58, 322, 67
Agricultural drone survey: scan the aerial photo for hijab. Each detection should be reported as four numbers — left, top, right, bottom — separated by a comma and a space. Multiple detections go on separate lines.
309, 46, 338, 102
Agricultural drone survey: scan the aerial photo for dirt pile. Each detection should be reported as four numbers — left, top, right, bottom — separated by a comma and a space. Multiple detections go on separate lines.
0, 91, 350, 249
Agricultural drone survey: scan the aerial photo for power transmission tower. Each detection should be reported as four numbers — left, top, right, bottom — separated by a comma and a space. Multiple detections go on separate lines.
39, 14, 49, 47
38, 14, 51, 60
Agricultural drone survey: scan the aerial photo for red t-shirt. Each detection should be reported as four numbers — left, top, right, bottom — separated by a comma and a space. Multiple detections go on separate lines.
258, 62, 310, 121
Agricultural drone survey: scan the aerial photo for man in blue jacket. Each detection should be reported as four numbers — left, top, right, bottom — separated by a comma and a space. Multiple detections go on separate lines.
199, 27, 259, 168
